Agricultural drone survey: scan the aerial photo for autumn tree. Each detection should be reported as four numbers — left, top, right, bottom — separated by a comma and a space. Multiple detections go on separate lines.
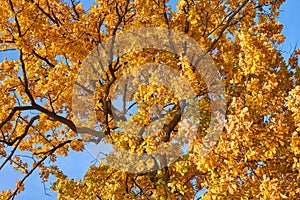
0, 0, 299, 199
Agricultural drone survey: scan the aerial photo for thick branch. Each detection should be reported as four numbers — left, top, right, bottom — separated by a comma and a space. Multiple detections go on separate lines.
0, 106, 34, 131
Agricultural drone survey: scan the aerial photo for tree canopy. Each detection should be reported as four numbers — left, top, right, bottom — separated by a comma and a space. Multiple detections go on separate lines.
0, 0, 299, 199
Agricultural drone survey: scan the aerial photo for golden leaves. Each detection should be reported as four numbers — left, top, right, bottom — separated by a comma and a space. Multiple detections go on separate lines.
0, 0, 299, 199
70, 139, 84, 151
0, 190, 12, 200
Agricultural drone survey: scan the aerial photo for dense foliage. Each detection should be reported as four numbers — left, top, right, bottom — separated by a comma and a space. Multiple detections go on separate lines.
0, 0, 299, 199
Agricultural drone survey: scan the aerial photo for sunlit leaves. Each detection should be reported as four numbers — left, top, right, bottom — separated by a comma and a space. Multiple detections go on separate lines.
1, 0, 300, 199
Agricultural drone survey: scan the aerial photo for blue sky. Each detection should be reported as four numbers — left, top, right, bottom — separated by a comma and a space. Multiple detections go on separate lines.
278, 0, 300, 58
0, 0, 299, 199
